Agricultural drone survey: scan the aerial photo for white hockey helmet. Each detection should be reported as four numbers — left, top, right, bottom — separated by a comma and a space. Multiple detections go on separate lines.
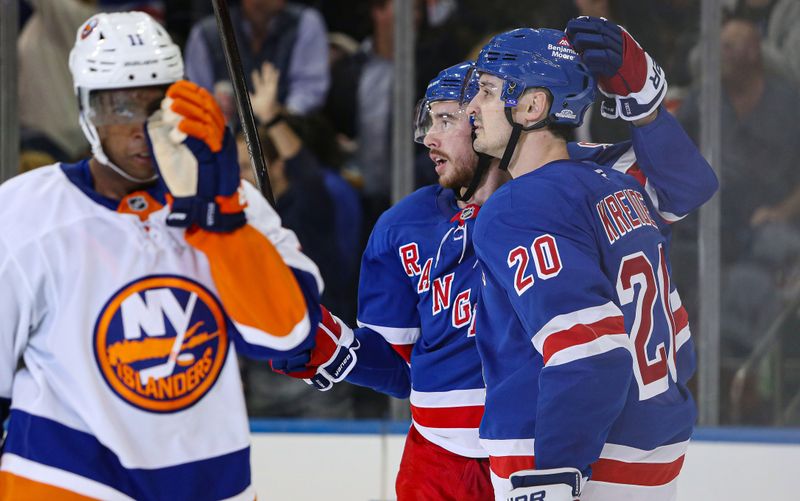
69, 11, 184, 182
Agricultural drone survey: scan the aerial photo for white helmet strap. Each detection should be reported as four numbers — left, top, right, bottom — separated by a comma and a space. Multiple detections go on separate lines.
78, 107, 159, 184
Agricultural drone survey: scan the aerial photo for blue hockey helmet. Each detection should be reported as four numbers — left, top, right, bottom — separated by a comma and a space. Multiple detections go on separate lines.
414, 61, 476, 143
426, 61, 478, 103
472, 28, 595, 127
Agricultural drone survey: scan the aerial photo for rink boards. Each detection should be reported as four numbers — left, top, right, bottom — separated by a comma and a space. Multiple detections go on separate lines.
248, 420, 799, 500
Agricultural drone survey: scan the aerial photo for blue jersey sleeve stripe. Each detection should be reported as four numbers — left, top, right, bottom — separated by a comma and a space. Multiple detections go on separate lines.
4, 410, 251, 499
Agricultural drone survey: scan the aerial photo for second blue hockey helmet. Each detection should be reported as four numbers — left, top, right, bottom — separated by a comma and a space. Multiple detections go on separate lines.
414, 61, 476, 143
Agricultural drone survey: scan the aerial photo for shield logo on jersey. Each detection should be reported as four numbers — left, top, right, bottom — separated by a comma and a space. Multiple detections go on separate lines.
127, 195, 149, 212
93, 275, 229, 413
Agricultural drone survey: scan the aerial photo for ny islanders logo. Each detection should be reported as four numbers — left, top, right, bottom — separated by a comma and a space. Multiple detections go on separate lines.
94, 275, 228, 413
80, 18, 98, 39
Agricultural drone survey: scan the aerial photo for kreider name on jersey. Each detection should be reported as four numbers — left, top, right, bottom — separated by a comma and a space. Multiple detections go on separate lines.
596, 188, 659, 245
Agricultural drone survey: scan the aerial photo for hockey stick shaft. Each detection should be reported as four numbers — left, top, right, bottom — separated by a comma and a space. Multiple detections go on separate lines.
210, 0, 276, 207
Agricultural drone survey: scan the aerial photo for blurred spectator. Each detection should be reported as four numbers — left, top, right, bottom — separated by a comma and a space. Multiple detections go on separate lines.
679, 16, 800, 266
724, 0, 800, 87
324, 0, 433, 234
347, 0, 396, 225
244, 63, 348, 314
677, 16, 800, 413
689, 1, 800, 89
184, 0, 329, 119
18, 0, 97, 162
287, 112, 364, 324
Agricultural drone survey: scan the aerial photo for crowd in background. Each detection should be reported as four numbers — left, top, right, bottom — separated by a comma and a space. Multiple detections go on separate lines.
14, 0, 800, 424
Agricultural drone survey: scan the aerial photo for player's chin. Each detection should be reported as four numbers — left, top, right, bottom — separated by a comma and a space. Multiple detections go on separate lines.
125, 155, 156, 178
438, 171, 471, 192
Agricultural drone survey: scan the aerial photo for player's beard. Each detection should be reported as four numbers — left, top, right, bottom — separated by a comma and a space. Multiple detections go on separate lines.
432, 149, 476, 192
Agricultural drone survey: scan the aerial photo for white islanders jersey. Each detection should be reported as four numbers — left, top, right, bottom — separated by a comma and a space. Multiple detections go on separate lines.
0, 162, 322, 500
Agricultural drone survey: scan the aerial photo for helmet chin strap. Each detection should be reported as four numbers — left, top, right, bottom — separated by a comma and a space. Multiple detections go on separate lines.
80, 111, 159, 184
497, 107, 549, 172
457, 127, 494, 202
456, 152, 492, 202
92, 143, 159, 184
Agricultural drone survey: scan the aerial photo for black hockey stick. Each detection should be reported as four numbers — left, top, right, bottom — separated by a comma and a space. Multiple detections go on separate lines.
210, 0, 276, 208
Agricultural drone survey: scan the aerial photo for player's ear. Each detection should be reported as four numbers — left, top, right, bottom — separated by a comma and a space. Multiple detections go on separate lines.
519, 89, 549, 126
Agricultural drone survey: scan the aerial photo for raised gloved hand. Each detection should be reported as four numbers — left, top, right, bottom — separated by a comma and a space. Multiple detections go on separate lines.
146, 80, 247, 232
506, 468, 584, 501
271, 305, 359, 391
566, 16, 666, 121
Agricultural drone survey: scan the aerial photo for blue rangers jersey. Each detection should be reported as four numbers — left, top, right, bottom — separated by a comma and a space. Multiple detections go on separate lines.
346, 109, 718, 460
473, 147, 715, 498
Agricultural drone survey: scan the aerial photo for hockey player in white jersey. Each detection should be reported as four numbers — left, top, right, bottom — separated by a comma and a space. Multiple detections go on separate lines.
0, 12, 323, 500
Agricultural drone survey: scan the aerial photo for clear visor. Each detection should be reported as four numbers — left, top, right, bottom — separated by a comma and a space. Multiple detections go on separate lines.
458, 67, 484, 107
413, 98, 470, 144
459, 68, 509, 109
86, 86, 168, 126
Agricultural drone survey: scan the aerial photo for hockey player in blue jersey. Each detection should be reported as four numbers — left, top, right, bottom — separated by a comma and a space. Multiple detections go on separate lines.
275, 17, 717, 501
466, 19, 715, 501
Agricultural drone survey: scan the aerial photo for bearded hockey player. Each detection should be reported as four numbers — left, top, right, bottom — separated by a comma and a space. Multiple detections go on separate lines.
0, 12, 322, 500
468, 19, 711, 500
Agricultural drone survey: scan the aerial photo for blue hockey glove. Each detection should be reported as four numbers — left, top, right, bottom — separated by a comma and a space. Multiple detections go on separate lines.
271, 305, 359, 391
566, 16, 667, 121
506, 468, 584, 501
146, 80, 247, 232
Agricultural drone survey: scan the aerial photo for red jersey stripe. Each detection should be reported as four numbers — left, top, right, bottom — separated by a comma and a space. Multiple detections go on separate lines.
391, 344, 414, 364
673, 305, 689, 334
625, 163, 647, 187
542, 315, 626, 364
489, 455, 535, 479
592, 455, 685, 486
411, 404, 484, 429
488, 454, 685, 486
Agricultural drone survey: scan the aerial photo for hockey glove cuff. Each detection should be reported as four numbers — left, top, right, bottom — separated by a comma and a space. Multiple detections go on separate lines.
507, 468, 584, 501
146, 80, 246, 232
566, 16, 667, 121
271, 305, 359, 391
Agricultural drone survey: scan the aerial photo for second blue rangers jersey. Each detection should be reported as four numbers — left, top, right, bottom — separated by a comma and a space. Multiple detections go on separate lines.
473, 155, 710, 498
346, 109, 718, 459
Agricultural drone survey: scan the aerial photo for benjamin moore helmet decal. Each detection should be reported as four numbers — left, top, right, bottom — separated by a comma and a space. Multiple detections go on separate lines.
94, 275, 229, 413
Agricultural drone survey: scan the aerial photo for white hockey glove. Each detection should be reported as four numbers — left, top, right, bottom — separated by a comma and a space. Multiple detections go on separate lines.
506, 468, 584, 501
566, 16, 667, 121
271, 305, 359, 391
145, 80, 246, 232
